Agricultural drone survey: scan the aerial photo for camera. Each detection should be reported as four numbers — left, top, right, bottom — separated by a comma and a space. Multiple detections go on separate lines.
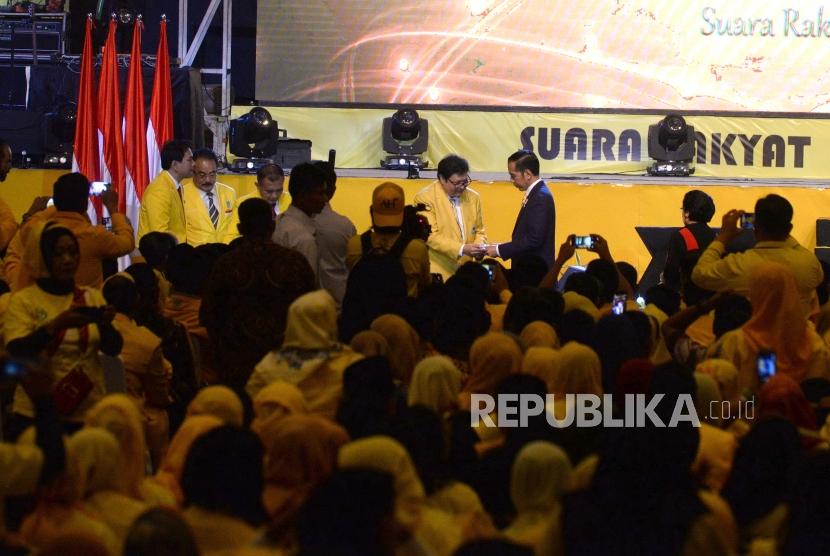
403, 203, 431, 242
757, 350, 776, 383
741, 212, 755, 230
572, 235, 594, 249
612, 293, 627, 315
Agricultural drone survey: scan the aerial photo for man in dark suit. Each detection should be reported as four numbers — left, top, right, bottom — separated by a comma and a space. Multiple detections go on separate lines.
485, 150, 556, 268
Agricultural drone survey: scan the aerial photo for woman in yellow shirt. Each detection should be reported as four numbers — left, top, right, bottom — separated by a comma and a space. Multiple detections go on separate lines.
4, 223, 122, 434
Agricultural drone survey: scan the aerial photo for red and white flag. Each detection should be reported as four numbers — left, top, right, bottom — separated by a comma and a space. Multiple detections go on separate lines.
123, 18, 149, 233
97, 18, 126, 214
147, 17, 173, 181
72, 15, 100, 222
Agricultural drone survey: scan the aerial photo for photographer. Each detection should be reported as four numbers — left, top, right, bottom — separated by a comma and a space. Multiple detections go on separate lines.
345, 182, 430, 298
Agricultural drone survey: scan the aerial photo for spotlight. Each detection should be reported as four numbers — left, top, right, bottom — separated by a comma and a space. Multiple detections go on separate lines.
229, 106, 280, 160
647, 114, 696, 177
229, 157, 274, 174
380, 109, 429, 170
42, 102, 76, 169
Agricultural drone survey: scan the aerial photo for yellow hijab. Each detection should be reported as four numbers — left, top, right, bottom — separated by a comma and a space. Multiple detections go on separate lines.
519, 321, 560, 349
695, 358, 740, 405
548, 342, 603, 397
338, 435, 425, 530
522, 347, 560, 386
510, 441, 572, 514
407, 355, 463, 415
69, 428, 126, 496
562, 291, 600, 322
186, 386, 244, 427
460, 333, 523, 410
370, 314, 421, 384
282, 289, 339, 351
250, 380, 308, 435
154, 415, 223, 505
742, 262, 813, 381
85, 395, 147, 499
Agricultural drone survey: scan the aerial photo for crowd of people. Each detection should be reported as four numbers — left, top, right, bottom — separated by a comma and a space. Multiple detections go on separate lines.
0, 137, 828, 555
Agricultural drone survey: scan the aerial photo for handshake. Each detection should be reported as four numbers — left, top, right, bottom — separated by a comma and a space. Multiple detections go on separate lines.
462, 244, 499, 258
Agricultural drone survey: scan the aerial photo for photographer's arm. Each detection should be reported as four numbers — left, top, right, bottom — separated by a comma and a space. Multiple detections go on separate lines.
539, 236, 576, 289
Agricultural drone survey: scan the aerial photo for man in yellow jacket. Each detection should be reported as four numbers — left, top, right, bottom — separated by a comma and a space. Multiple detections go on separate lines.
183, 149, 239, 245
137, 140, 193, 245
234, 163, 291, 218
414, 154, 487, 280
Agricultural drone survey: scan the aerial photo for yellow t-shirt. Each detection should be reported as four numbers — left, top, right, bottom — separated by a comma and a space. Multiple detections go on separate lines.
4, 285, 107, 421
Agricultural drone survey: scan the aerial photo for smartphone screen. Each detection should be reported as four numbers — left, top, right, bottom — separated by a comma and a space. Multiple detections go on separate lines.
757, 350, 776, 383
573, 235, 594, 249
481, 263, 494, 281
612, 293, 627, 315
1, 359, 27, 380
90, 181, 109, 196
741, 212, 755, 230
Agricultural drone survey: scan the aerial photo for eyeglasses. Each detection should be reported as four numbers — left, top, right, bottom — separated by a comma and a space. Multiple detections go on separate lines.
447, 176, 472, 188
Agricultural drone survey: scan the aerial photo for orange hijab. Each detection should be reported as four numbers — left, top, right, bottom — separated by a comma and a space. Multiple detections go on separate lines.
257, 414, 349, 522
742, 262, 813, 381
153, 415, 223, 505
460, 332, 523, 410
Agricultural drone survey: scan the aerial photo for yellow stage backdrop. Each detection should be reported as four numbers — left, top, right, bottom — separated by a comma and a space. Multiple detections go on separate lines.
233, 106, 830, 179
3, 170, 830, 280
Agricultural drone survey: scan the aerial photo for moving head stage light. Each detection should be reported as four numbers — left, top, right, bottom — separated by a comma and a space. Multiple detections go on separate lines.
647, 114, 696, 177
381, 109, 429, 171
229, 107, 282, 171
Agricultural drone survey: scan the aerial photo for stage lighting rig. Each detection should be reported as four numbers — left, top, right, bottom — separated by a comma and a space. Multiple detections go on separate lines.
229, 107, 282, 171
381, 109, 429, 170
647, 114, 696, 177
42, 102, 76, 169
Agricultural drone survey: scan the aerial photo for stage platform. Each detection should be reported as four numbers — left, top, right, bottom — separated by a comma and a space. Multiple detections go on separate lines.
2, 169, 829, 289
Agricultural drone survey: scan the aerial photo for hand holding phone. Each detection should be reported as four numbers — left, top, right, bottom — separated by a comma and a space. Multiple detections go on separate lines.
571, 235, 595, 249
89, 181, 110, 196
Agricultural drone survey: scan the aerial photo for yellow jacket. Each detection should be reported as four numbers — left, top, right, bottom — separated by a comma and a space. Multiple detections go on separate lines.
414, 181, 487, 279
137, 171, 187, 245
0, 197, 18, 252
691, 237, 823, 318
182, 181, 239, 245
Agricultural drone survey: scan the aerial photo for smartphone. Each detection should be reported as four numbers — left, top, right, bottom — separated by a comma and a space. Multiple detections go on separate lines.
612, 293, 627, 315
481, 263, 494, 281
757, 350, 776, 384
90, 181, 109, 196
741, 212, 755, 230
0, 358, 27, 380
572, 235, 594, 249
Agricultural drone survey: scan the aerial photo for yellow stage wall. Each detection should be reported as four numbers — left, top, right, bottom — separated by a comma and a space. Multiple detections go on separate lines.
3, 169, 830, 279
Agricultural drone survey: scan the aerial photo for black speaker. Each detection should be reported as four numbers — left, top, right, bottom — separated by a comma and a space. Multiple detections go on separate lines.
273, 139, 312, 171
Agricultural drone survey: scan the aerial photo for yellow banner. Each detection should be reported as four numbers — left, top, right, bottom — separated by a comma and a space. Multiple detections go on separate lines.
231, 106, 830, 179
